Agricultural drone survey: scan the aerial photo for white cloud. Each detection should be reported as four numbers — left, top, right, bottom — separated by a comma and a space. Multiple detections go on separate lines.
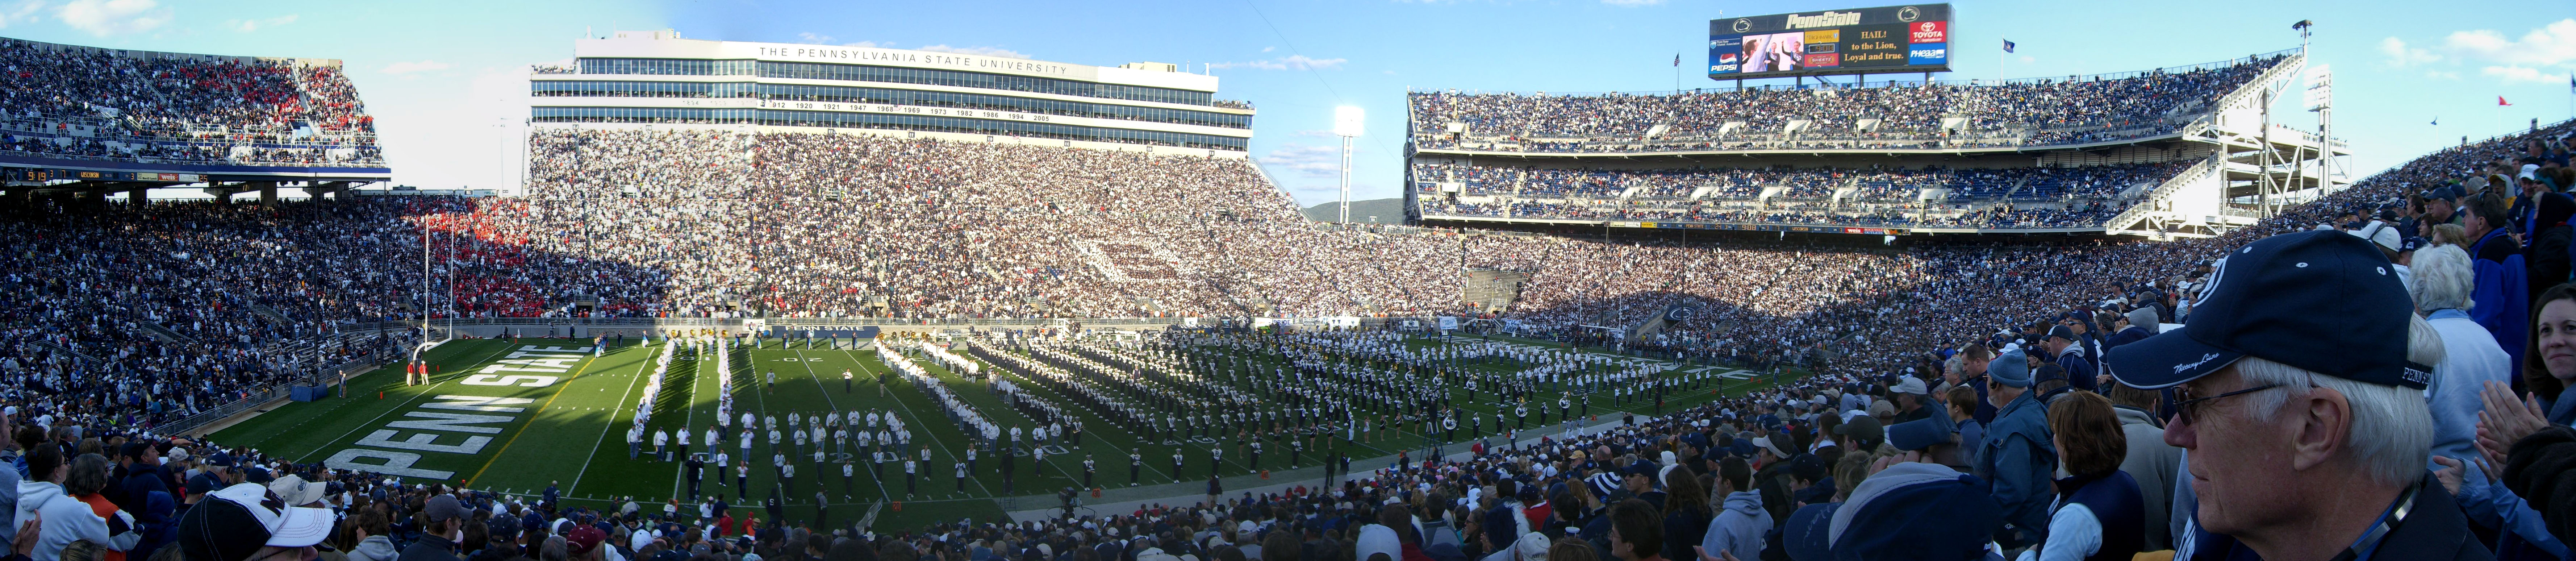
1600, 0, 1663, 5
2481, 65, 2564, 84
2378, 37, 2442, 67
1260, 46, 1275, 53
1210, 54, 1348, 71
2380, 19, 2576, 84
0, 0, 45, 29
380, 60, 453, 76
918, 44, 1028, 59
228, 13, 296, 33
56, 0, 167, 36
1261, 143, 1342, 179
2017, 55, 2034, 64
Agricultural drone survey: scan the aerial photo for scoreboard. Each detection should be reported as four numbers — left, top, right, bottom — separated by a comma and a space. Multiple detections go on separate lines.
1709, 4, 1951, 79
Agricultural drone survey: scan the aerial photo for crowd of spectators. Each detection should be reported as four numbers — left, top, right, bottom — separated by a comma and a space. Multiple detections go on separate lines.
1414, 161, 2185, 228
1409, 53, 2285, 154
0, 37, 381, 166
0, 201, 425, 431
0, 114, 2572, 561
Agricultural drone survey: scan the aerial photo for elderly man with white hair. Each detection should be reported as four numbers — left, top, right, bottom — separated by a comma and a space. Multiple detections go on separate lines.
2411, 244, 2513, 465
2108, 230, 2487, 561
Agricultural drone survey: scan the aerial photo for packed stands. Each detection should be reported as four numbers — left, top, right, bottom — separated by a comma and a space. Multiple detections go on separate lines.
1410, 51, 2290, 154
0, 36, 382, 167
1, 120, 2564, 438
1415, 161, 2189, 228
0, 201, 422, 431
4, 90, 2569, 561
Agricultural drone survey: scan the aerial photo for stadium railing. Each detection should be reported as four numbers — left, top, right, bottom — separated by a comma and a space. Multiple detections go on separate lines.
154, 344, 403, 437
0, 114, 384, 166
331, 316, 1201, 334
1409, 47, 2301, 101
153, 386, 291, 437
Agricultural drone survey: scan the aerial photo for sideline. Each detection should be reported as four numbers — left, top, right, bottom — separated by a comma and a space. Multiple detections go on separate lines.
179, 395, 295, 439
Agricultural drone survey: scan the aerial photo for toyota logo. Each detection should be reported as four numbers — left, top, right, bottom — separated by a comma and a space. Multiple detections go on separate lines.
1897, 6, 1920, 22
1732, 18, 1753, 32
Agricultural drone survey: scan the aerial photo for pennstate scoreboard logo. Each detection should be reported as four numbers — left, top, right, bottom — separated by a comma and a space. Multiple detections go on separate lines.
1731, 18, 1752, 32
1897, 6, 1921, 22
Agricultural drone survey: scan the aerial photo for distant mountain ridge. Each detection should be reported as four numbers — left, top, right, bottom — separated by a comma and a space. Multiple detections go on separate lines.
1302, 198, 1404, 223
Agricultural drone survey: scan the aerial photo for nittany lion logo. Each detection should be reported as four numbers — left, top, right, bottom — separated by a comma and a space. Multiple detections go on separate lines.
1897, 6, 1921, 22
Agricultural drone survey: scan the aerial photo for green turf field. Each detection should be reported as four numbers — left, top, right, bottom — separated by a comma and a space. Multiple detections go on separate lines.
212, 334, 1791, 530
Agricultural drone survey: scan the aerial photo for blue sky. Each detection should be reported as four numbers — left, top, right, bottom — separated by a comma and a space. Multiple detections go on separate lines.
1, 0, 2571, 204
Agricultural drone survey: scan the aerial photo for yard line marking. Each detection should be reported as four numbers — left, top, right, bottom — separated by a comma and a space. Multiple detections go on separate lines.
830, 345, 997, 498
482, 344, 629, 489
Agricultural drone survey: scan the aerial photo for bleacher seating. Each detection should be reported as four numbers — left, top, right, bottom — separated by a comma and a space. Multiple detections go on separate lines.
0, 36, 381, 167
1410, 51, 2290, 154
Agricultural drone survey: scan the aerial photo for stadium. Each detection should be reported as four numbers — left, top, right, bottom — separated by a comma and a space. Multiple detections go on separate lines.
2, 5, 2574, 561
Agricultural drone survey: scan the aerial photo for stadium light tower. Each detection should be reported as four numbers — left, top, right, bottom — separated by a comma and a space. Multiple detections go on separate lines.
1333, 106, 1365, 223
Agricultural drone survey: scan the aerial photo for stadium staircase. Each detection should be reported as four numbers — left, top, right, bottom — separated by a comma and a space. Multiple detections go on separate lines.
2184, 52, 2307, 140
2102, 157, 2227, 236
249, 304, 294, 328
139, 322, 189, 343
1460, 268, 1531, 312
1999, 176, 2033, 200
31, 340, 107, 366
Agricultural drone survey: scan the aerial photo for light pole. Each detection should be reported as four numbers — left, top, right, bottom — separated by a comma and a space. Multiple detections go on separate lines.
2294, 20, 2334, 195
1333, 107, 1365, 224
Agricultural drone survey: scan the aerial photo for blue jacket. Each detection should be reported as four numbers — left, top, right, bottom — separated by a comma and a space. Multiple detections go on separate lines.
1979, 388, 2057, 548
2471, 228, 2531, 374
2058, 346, 2098, 393
2454, 452, 2570, 560
1957, 419, 1987, 469
0, 452, 15, 554
2425, 309, 2515, 465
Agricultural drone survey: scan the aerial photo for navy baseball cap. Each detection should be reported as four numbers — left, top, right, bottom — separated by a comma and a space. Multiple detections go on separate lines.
1886, 404, 1957, 452
2106, 230, 2430, 390
2045, 325, 2077, 341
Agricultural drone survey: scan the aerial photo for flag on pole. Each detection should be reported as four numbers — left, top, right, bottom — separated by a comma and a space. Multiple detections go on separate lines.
1673, 54, 1680, 66
2431, 117, 2439, 125
2500, 96, 2513, 106
2002, 39, 2016, 53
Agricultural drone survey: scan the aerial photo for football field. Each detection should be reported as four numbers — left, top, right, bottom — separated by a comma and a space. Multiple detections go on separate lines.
213, 334, 1787, 530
